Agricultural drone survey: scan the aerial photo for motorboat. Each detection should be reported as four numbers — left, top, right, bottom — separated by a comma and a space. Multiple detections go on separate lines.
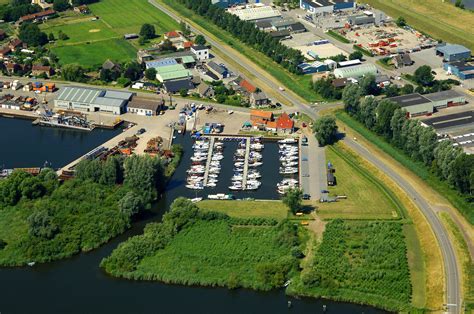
248, 162, 262, 167
229, 185, 242, 190
205, 182, 217, 187
186, 184, 204, 190
212, 155, 224, 161
209, 174, 218, 178
234, 162, 244, 167
282, 161, 298, 167
247, 173, 261, 179
191, 156, 207, 162
190, 197, 203, 203
278, 138, 297, 144
280, 156, 298, 161
280, 167, 298, 174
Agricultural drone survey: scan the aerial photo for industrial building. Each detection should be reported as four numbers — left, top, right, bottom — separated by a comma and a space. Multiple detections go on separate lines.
333, 63, 377, 78
211, 0, 246, 8
227, 3, 281, 22
54, 87, 133, 115
387, 90, 466, 117
297, 61, 328, 74
127, 97, 163, 116
300, 0, 355, 14
436, 44, 471, 62
155, 64, 192, 82
444, 61, 474, 80
270, 18, 306, 33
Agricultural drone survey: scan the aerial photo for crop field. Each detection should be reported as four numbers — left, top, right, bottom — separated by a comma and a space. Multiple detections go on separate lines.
89, 0, 179, 35
52, 39, 136, 67
197, 200, 289, 220
42, 20, 118, 45
292, 220, 412, 311
317, 143, 403, 220
360, 0, 474, 51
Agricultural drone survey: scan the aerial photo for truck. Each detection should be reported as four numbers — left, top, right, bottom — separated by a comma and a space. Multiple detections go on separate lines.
11, 80, 22, 91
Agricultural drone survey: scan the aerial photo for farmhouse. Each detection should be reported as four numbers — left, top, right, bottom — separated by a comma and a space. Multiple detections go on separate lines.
393, 54, 413, 68
275, 112, 294, 133
191, 45, 209, 61
127, 97, 163, 116
31, 65, 54, 77
54, 86, 133, 115
19, 9, 56, 23
198, 82, 215, 98
249, 91, 270, 107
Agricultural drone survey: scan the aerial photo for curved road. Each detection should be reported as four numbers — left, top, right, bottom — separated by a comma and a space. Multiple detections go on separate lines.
148, 1, 460, 311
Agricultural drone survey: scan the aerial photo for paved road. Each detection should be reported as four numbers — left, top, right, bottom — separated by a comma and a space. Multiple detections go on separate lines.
148, 3, 461, 310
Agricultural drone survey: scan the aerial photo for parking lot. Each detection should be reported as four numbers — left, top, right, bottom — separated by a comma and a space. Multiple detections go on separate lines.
282, 32, 347, 59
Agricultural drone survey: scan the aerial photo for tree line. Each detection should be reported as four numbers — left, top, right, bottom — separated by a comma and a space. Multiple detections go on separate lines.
173, 0, 304, 74
341, 83, 473, 215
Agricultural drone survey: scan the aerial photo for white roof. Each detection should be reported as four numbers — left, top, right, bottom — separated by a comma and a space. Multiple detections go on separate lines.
227, 4, 281, 21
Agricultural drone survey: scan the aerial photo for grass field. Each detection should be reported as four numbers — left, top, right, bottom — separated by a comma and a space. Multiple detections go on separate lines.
317, 143, 405, 220
52, 39, 136, 67
197, 200, 289, 220
90, 0, 179, 35
403, 224, 426, 308
42, 20, 118, 45
159, 0, 322, 103
360, 0, 474, 51
336, 111, 473, 225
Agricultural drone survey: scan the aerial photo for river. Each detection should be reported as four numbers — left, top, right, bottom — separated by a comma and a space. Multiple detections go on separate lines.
0, 118, 388, 314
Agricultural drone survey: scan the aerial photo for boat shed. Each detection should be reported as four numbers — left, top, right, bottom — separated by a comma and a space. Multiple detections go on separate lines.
54, 86, 133, 115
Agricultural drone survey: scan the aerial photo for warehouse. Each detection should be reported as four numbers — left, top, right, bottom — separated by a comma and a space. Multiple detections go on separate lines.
333, 63, 377, 78
300, 0, 355, 14
444, 61, 474, 80
387, 90, 465, 117
211, 0, 246, 8
423, 111, 474, 130
227, 3, 281, 22
54, 87, 133, 115
387, 93, 432, 117
347, 14, 375, 26
436, 44, 471, 62
155, 64, 192, 82
127, 97, 163, 116
297, 61, 328, 74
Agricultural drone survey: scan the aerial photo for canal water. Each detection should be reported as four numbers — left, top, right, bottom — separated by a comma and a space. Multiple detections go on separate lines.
0, 120, 388, 314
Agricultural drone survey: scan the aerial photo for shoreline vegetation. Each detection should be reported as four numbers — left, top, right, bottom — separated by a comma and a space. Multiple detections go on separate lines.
0, 146, 182, 266
102, 198, 414, 312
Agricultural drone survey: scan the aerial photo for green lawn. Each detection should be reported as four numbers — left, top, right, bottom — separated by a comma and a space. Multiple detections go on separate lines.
197, 200, 289, 220
52, 38, 136, 67
317, 143, 405, 220
336, 111, 474, 225
90, 0, 179, 35
42, 19, 119, 45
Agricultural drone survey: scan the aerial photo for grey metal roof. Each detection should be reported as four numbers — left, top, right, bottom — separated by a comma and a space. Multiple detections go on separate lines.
92, 96, 125, 108
103, 90, 133, 100
436, 44, 470, 56
424, 90, 464, 102
387, 93, 430, 107
207, 61, 226, 75
56, 86, 102, 104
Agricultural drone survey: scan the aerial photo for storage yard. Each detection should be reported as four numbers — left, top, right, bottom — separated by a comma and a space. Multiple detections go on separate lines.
283, 33, 347, 59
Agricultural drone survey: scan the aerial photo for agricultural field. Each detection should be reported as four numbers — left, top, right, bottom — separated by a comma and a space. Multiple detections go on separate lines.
52, 39, 136, 67
360, 0, 474, 51
42, 19, 118, 45
197, 200, 289, 220
290, 220, 412, 311
317, 143, 404, 220
89, 0, 179, 36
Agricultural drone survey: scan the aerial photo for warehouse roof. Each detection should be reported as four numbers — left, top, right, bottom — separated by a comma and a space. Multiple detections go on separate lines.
423, 90, 464, 102
56, 86, 102, 104
146, 58, 177, 68
387, 93, 430, 107
271, 18, 298, 28
227, 4, 281, 21
156, 64, 192, 81
92, 96, 125, 108
207, 61, 227, 75
103, 90, 133, 100
163, 79, 194, 93
333, 63, 377, 78
128, 97, 161, 111
437, 44, 471, 56
302, 0, 352, 8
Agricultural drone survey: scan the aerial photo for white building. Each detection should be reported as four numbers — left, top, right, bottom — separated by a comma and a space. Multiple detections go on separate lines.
227, 3, 281, 22
191, 45, 209, 61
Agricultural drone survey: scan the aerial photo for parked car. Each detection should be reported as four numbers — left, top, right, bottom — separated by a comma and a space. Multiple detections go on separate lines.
302, 194, 311, 200
136, 128, 146, 135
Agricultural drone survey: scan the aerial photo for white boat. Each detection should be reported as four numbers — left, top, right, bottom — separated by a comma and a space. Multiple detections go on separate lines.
280, 168, 298, 174
211, 156, 224, 161
191, 156, 207, 162
229, 185, 242, 190
205, 182, 217, 187
280, 156, 298, 161
209, 174, 218, 178
190, 197, 203, 203
248, 162, 263, 167
186, 184, 204, 190
247, 173, 261, 179
27, 262, 35, 267
278, 138, 297, 144
282, 161, 298, 167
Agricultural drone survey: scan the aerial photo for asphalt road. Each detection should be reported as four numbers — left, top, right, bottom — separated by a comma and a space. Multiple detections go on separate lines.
147, 1, 462, 311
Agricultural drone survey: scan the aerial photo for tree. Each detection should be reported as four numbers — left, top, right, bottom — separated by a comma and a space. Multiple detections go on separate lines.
384, 84, 400, 97
451, 154, 473, 194
161, 39, 176, 52
180, 21, 191, 37
396, 16, 406, 27
455, 0, 465, 9
145, 67, 157, 81
349, 50, 363, 60
401, 84, 414, 95
100, 68, 113, 82
61, 64, 85, 82
375, 99, 398, 138
28, 210, 58, 239
329, 54, 347, 63
312, 116, 338, 146
358, 96, 378, 129
123, 62, 142, 81
282, 188, 303, 214
194, 34, 206, 46
58, 30, 69, 40
342, 83, 361, 114
53, 0, 70, 11
179, 88, 188, 97
19, 23, 48, 46
414, 65, 434, 86
139, 23, 156, 40
118, 191, 144, 217
48, 33, 55, 42
359, 74, 380, 96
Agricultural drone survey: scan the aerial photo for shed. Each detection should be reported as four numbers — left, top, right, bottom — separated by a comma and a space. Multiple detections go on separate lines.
436, 44, 471, 62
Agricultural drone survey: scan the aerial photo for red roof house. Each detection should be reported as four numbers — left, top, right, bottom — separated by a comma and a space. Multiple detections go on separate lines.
276, 112, 294, 133
239, 79, 257, 93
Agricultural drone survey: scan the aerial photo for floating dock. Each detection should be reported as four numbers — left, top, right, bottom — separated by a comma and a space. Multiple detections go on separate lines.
203, 137, 215, 186
242, 137, 251, 190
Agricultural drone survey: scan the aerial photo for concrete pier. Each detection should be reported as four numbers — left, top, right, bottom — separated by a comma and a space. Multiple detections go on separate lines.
203, 137, 215, 186
242, 137, 251, 190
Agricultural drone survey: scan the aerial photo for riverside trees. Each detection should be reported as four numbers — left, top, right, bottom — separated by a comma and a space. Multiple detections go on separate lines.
0, 154, 168, 266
